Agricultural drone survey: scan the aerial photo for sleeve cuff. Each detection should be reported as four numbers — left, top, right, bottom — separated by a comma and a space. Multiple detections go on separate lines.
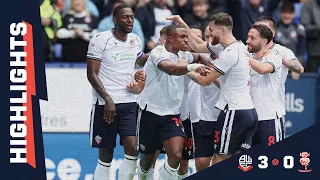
87, 56, 102, 61
207, 42, 217, 56
213, 65, 225, 75
265, 61, 275, 73
137, 51, 144, 59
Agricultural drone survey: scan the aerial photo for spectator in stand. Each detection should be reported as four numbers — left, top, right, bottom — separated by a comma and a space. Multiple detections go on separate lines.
184, 0, 222, 39
56, 0, 99, 62
98, 0, 145, 51
40, 0, 63, 62
64, 0, 100, 17
90, 0, 111, 19
301, 0, 320, 72
275, 1, 306, 80
135, 0, 175, 53
235, 0, 281, 42
173, 0, 193, 19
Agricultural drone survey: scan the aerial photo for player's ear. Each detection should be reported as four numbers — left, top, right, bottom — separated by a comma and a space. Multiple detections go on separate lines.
112, 15, 116, 24
167, 35, 173, 43
263, 39, 268, 46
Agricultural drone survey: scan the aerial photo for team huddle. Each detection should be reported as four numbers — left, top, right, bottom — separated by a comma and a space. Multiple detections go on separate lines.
86, 3, 304, 180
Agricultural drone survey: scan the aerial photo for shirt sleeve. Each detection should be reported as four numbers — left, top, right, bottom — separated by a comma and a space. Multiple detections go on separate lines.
212, 50, 238, 75
207, 43, 222, 57
134, 35, 144, 59
150, 46, 171, 67
284, 47, 298, 61
87, 34, 105, 61
265, 53, 282, 73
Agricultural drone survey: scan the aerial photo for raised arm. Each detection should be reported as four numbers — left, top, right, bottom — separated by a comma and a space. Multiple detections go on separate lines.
166, 15, 210, 53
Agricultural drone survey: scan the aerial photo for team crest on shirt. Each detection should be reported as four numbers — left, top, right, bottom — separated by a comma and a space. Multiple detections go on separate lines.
290, 31, 297, 39
95, 135, 102, 144
130, 39, 135, 47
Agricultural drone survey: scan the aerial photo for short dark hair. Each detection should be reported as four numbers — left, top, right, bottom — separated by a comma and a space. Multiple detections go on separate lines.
192, 0, 208, 5
255, 16, 276, 32
160, 26, 168, 36
280, 2, 295, 13
113, 3, 131, 18
189, 25, 201, 30
251, 24, 273, 44
166, 24, 185, 37
209, 12, 233, 31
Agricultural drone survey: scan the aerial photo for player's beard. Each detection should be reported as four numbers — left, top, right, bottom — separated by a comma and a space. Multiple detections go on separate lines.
118, 23, 132, 33
248, 43, 262, 53
211, 34, 220, 45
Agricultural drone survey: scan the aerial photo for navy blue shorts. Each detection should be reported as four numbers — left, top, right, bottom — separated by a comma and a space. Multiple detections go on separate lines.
214, 108, 258, 155
182, 118, 194, 160
252, 117, 285, 147
192, 120, 215, 158
89, 102, 137, 149
137, 108, 186, 154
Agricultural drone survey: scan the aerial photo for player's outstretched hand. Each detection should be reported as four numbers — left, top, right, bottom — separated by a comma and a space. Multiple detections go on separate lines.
196, 66, 212, 76
134, 70, 145, 82
166, 15, 187, 28
104, 97, 116, 124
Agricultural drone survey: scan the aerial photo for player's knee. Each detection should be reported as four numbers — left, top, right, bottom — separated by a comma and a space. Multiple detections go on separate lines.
140, 153, 155, 171
195, 158, 210, 171
168, 151, 182, 167
123, 136, 138, 156
98, 148, 114, 163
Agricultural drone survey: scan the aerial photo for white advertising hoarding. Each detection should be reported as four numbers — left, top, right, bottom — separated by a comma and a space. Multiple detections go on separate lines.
40, 67, 92, 132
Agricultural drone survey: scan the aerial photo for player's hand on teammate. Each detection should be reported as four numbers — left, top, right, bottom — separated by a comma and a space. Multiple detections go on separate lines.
166, 15, 188, 28
196, 66, 212, 76
134, 70, 145, 82
126, 81, 143, 94
104, 97, 116, 124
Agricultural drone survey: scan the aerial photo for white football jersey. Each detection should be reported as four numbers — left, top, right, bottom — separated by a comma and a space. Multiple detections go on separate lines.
178, 51, 195, 121
87, 30, 143, 105
250, 52, 283, 120
208, 41, 254, 110
197, 53, 220, 122
270, 43, 298, 116
138, 46, 193, 116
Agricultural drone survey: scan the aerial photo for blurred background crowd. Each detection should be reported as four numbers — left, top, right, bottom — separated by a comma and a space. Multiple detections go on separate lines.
40, 0, 320, 73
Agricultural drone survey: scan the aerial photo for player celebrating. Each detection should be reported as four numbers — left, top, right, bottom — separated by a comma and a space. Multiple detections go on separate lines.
189, 25, 221, 171
246, 24, 284, 147
86, 4, 148, 180
136, 24, 210, 180
168, 13, 258, 164
254, 16, 304, 138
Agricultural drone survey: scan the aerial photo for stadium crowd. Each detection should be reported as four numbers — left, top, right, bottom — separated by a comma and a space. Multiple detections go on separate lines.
40, 0, 320, 73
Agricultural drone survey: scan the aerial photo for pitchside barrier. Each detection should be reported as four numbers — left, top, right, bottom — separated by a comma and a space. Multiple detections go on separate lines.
41, 63, 319, 180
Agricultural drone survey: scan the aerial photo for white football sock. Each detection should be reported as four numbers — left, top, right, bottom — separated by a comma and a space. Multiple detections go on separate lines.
118, 154, 138, 180
138, 161, 154, 180
94, 159, 111, 180
178, 171, 190, 179
158, 160, 178, 180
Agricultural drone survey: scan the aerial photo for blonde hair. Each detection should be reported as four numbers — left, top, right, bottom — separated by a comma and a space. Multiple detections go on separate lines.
68, 0, 90, 17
